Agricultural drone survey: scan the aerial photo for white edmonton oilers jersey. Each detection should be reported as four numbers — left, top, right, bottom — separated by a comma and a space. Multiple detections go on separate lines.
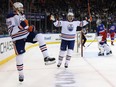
54, 20, 88, 40
6, 13, 29, 41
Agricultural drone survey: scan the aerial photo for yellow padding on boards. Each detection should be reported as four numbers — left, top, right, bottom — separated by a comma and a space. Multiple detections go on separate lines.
0, 40, 115, 65
0, 54, 16, 65
0, 42, 60, 65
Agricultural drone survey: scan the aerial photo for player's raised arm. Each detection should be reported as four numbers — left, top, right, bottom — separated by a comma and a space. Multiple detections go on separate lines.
50, 14, 63, 27
6, 2, 29, 39
6, 1, 56, 82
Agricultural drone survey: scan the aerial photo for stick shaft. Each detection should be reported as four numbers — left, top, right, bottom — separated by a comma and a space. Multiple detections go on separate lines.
88, 0, 91, 17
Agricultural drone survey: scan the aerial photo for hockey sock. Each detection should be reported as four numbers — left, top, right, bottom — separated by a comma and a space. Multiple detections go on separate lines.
35, 34, 49, 58
65, 55, 71, 64
58, 56, 63, 64
104, 44, 111, 53
65, 49, 73, 64
39, 44, 49, 58
58, 51, 66, 63
111, 41, 114, 45
98, 44, 104, 54
16, 54, 24, 76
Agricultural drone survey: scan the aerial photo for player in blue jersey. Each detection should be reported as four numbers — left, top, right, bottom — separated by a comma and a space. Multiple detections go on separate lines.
109, 22, 116, 45
6, 2, 55, 82
96, 19, 112, 56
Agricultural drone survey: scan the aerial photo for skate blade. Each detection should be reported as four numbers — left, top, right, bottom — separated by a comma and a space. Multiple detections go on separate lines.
45, 61, 56, 65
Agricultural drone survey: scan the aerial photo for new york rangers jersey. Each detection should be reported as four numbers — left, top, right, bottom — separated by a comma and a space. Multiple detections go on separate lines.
6, 13, 29, 41
54, 20, 88, 41
109, 24, 116, 33
97, 24, 106, 36
97, 23, 107, 42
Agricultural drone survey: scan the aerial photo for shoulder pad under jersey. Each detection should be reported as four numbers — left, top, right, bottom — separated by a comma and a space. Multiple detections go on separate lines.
7, 13, 16, 18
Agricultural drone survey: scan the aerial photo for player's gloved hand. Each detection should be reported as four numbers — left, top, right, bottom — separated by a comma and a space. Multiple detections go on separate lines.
19, 19, 29, 29
88, 16, 92, 22
28, 25, 35, 32
20, 14, 26, 21
85, 16, 92, 22
50, 15, 55, 21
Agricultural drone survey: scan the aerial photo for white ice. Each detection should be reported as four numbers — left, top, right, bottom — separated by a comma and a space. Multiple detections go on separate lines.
0, 42, 116, 87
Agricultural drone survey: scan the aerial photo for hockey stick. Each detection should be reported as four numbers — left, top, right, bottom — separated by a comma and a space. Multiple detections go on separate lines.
9, 0, 18, 13
80, 13, 84, 57
81, 30, 83, 57
84, 36, 96, 50
87, 0, 92, 22
80, 0, 92, 57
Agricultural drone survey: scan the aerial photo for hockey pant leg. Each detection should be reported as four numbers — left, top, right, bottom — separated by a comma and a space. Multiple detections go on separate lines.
103, 43, 111, 53
82, 34, 87, 46
98, 43, 104, 54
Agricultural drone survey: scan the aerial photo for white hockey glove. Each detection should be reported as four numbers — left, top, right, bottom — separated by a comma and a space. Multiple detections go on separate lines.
50, 15, 55, 21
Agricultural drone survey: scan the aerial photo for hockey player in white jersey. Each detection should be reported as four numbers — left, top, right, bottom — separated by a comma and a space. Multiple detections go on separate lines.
6, 2, 55, 82
53, 12, 88, 68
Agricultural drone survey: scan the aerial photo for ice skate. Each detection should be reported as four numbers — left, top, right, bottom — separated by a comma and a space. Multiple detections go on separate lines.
98, 52, 104, 56
106, 50, 112, 55
110, 50, 112, 54
19, 75, 24, 82
44, 57, 56, 65
64, 63, 68, 68
57, 62, 62, 67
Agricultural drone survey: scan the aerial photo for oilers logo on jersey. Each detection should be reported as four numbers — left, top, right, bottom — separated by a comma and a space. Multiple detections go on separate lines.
67, 24, 74, 31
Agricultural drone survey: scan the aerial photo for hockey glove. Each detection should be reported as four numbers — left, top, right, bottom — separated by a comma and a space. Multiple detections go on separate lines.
19, 19, 29, 30
28, 25, 35, 32
50, 15, 55, 21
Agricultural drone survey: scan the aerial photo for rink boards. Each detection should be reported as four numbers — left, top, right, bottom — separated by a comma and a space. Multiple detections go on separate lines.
0, 33, 114, 65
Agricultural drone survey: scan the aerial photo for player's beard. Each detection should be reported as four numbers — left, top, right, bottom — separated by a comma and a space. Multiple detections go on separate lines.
68, 17, 73, 22
67, 16, 74, 22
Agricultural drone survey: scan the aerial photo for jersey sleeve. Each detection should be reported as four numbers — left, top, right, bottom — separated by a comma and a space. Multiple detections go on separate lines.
76, 21, 81, 26
82, 20, 88, 26
76, 20, 88, 27
53, 20, 63, 27
6, 14, 20, 35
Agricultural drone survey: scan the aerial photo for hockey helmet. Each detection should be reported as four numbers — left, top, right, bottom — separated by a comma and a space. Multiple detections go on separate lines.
13, 2, 24, 14
67, 12, 74, 22
96, 19, 102, 25
67, 12, 74, 16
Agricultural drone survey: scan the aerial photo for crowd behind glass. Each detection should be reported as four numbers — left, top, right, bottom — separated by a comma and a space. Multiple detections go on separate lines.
0, 0, 116, 37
